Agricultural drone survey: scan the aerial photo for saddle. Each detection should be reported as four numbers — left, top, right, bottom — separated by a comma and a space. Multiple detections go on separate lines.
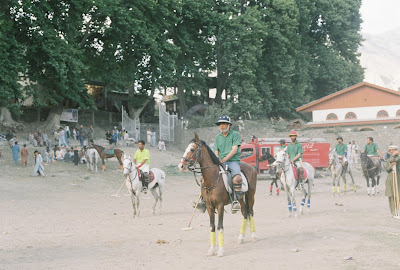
291, 164, 308, 181
139, 170, 155, 183
220, 165, 249, 195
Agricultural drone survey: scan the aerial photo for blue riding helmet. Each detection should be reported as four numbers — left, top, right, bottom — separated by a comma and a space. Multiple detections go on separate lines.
215, 116, 232, 126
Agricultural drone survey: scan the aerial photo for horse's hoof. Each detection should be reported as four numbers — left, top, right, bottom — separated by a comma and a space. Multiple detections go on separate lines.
217, 248, 224, 257
238, 235, 244, 244
207, 247, 216, 256
251, 232, 256, 242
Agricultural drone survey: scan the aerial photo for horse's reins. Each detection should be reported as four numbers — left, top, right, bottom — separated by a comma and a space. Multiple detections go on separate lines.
124, 158, 140, 194
182, 142, 221, 192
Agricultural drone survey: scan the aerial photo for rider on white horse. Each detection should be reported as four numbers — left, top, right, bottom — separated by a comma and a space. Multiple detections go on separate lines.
335, 136, 348, 174
286, 130, 303, 187
134, 140, 150, 193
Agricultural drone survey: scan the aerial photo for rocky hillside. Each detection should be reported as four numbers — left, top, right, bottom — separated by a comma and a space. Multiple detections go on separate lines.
360, 28, 400, 90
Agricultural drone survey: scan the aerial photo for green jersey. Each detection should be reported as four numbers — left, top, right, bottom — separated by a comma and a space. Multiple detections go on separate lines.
287, 141, 303, 161
335, 144, 348, 156
134, 149, 150, 164
363, 143, 378, 156
214, 130, 241, 162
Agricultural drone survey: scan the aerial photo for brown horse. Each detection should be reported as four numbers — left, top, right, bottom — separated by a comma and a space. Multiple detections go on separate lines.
178, 132, 257, 257
92, 144, 124, 170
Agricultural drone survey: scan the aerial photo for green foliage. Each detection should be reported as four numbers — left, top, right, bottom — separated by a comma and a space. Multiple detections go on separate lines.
0, 0, 364, 121
188, 103, 234, 129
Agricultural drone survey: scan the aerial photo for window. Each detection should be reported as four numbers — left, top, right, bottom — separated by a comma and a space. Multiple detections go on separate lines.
326, 113, 338, 120
261, 147, 271, 155
377, 110, 389, 118
345, 112, 357, 120
396, 110, 400, 117
240, 148, 254, 159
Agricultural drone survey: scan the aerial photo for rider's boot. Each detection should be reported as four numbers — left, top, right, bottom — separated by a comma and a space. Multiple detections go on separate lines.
232, 183, 242, 213
142, 172, 149, 194
193, 197, 207, 213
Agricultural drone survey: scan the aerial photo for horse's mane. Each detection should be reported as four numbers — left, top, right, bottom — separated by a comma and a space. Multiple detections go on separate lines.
191, 139, 221, 165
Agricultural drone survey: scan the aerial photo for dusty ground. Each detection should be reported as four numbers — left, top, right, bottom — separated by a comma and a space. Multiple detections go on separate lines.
1, 141, 400, 270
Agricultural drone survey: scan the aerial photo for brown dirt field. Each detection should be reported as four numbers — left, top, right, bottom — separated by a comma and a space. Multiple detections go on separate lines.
1, 143, 400, 270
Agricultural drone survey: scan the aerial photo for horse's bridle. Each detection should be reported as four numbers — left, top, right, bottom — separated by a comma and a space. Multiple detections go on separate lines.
181, 141, 221, 191
275, 153, 290, 172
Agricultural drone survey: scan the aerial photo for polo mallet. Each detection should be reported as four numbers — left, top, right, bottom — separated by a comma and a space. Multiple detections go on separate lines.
182, 194, 202, 231
112, 178, 126, 197
393, 165, 400, 218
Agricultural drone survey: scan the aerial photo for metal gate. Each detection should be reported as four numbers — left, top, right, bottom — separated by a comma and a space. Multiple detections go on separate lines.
159, 102, 178, 142
121, 105, 140, 140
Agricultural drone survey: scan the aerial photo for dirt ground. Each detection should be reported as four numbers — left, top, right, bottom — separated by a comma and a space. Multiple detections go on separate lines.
1, 141, 400, 270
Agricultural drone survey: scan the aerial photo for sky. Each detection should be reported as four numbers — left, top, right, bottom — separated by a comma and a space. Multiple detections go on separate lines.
360, 0, 400, 34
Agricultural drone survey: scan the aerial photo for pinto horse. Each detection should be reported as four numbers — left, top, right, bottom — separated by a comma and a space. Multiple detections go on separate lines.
178, 133, 257, 257
92, 144, 124, 170
274, 149, 315, 216
360, 153, 382, 195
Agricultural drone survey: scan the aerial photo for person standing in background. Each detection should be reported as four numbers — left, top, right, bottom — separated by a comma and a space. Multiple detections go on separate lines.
21, 144, 29, 166
12, 141, 20, 165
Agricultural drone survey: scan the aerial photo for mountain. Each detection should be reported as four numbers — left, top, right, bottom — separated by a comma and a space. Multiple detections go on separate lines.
359, 28, 400, 91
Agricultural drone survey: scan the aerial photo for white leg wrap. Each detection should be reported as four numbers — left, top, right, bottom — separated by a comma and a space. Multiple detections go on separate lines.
251, 232, 257, 242
217, 247, 224, 257
238, 234, 245, 244
207, 246, 215, 256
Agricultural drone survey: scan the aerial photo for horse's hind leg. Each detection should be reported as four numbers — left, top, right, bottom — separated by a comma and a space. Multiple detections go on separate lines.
238, 198, 247, 244
150, 188, 159, 215
349, 170, 356, 191
365, 176, 371, 195
376, 175, 381, 193
343, 175, 347, 192
371, 177, 377, 195
158, 185, 163, 214
286, 186, 293, 217
291, 187, 298, 218
300, 186, 307, 215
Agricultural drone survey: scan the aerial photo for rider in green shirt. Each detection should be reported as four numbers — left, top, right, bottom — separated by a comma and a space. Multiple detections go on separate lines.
363, 137, 380, 157
214, 115, 242, 212
286, 131, 303, 167
335, 136, 348, 173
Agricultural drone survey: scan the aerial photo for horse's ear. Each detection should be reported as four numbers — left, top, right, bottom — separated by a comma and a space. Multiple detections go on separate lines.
194, 132, 200, 143
123, 154, 126, 159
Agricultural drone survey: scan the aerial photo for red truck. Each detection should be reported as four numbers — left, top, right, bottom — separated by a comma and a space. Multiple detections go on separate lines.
240, 137, 330, 174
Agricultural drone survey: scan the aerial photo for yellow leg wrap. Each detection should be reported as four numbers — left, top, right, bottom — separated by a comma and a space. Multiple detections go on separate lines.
332, 187, 335, 193
218, 231, 224, 247
240, 219, 247, 235
344, 184, 347, 191
353, 185, 357, 191
337, 186, 340, 193
210, 231, 216, 246
250, 217, 255, 233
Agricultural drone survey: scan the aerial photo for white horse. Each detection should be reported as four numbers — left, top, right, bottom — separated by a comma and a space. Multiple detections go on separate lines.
328, 150, 356, 194
86, 148, 100, 172
122, 155, 165, 217
274, 149, 315, 217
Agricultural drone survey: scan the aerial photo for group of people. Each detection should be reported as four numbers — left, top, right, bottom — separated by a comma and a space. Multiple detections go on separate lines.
146, 128, 157, 147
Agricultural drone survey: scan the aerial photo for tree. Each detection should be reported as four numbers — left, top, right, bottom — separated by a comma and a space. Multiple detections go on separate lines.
0, 3, 26, 130
10, 0, 95, 130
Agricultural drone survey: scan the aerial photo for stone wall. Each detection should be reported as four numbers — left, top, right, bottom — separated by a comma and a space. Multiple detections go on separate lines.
176, 120, 400, 153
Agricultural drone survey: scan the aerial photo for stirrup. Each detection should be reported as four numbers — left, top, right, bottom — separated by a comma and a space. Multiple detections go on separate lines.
231, 200, 241, 213
142, 186, 148, 194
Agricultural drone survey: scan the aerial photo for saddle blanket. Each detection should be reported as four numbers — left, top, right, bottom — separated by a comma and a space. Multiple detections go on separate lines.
220, 165, 249, 194
291, 164, 308, 181
104, 148, 114, 155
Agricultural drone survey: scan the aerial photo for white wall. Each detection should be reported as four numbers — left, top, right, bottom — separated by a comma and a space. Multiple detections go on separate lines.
312, 105, 400, 122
